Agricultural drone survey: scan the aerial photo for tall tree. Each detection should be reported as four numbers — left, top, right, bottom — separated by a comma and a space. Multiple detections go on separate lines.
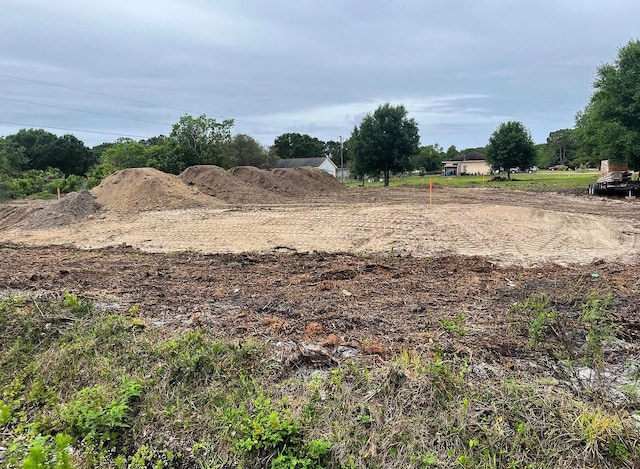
575, 40, 640, 169
229, 134, 272, 168
410, 144, 445, 172
324, 139, 350, 167
486, 121, 536, 180
146, 139, 185, 174
102, 141, 148, 170
0, 138, 27, 176
350, 103, 420, 186
445, 145, 459, 159
170, 114, 235, 168
50, 134, 96, 175
545, 129, 580, 167
6, 129, 94, 175
271, 133, 325, 159
7, 128, 58, 170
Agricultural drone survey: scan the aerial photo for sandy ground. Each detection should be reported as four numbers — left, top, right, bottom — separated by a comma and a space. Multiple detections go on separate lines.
1, 186, 639, 266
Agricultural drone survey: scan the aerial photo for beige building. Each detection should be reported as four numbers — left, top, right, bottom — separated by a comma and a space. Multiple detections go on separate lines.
443, 151, 491, 176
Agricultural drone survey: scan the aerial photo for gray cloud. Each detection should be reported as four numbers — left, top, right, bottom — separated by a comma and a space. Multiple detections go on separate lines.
1, 0, 639, 149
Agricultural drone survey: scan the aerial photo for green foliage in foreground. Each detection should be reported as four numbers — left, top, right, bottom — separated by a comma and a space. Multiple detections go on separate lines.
345, 170, 599, 190
1, 293, 638, 468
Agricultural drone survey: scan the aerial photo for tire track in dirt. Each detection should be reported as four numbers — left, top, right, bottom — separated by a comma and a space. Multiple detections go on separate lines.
1, 189, 639, 266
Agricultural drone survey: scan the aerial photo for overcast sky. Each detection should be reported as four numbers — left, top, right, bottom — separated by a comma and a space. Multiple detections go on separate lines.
1, 0, 639, 150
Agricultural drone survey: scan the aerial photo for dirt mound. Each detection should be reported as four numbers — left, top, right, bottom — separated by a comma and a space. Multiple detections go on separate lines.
179, 165, 282, 204
25, 191, 101, 229
273, 167, 346, 196
0, 201, 40, 231
91, 168, 218, 212
229, 166, 288, 193
230, 166, 345, 198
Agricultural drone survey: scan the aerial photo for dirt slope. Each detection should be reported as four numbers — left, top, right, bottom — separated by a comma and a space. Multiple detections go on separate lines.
91, 167, 218, 211
179, 165, 282, 204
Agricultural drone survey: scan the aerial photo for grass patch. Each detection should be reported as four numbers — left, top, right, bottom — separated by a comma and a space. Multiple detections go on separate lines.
1, 293, 638, 468
345, 170, 599, 191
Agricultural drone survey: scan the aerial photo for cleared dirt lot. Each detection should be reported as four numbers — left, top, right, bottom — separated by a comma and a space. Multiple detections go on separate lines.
0, 184, 639, 266
0, 176, 639, 357
2, 168, 639, 468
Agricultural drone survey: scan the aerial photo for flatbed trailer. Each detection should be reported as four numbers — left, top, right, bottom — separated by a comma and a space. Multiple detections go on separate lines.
588, 180, 640, 196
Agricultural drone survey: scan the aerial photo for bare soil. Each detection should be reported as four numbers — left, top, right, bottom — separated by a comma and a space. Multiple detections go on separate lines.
0, 166, 638, 363
0, 244, 638, 363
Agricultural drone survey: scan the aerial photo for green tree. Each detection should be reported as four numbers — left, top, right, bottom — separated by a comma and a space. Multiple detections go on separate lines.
140, 135, 168, 146
6, 129, 94, 176
349, 103, 420, 186
50, 134, 96, 175
271, 133, 325, 159
545, 129, 580, 167
7, 128, 58, 170
411, 144, 445, 173
486, 121, 536, 180
324, 139, 350, 168
90, 142, 116, 161
445, 145, 459, 159
146, 139, 186, 174
102, 141, 148, 170
170, 114, 235, 168
228, 134, 273, 168
0, 138, 27, 176
575, 40, 640, 169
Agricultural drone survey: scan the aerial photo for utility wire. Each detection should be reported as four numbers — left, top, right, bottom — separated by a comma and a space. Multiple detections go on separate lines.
0, 73, 190, 113
0, 73, 286, 131
0, 96, 173, 126
0, 120, 152, 139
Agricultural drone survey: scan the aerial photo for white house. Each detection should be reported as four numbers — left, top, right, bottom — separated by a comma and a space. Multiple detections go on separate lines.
273, 157, 338, 177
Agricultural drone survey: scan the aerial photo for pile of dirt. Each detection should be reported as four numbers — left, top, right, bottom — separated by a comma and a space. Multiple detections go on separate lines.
25, 191, 101, 229
179, 165, 282, 204
91, 168, 218, 212
230, 166, 345, 198
273, 167, 346, 196
229, 166, 278, 193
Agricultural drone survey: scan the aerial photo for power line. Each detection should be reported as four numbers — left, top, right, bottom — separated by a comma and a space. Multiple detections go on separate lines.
0, 96, 173, 126
0, 72, 287, 131
0, 120, 152, 139
0, 73, 190, 113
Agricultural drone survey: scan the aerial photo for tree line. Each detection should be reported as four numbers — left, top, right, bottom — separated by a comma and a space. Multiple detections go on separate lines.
1, 39, 638, 196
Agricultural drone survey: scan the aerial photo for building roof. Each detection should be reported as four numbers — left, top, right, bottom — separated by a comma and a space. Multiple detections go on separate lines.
273, 157, 335, 169
450, 151, 486, 162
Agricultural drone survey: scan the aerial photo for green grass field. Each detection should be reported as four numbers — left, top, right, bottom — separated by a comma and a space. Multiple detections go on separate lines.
345, 170, 599, 191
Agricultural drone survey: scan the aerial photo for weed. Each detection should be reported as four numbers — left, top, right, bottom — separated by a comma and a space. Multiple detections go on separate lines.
440, 314, 467, 337
581, 293, 614, 365
7, 433, 74, 469
61, 291, 91, 315
514, 293, 562, 349
230, 394, 330, 468
0, 399, 11, 425
60, 379, 141, 449
573, 407, 631, 463
527, 308, 559, 348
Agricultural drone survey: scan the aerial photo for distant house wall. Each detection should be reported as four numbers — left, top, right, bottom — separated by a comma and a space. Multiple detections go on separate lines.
335, 168, 350, 180
459, 160, 491, 175
318, 159, 337, 177
442, 155, 491, 176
